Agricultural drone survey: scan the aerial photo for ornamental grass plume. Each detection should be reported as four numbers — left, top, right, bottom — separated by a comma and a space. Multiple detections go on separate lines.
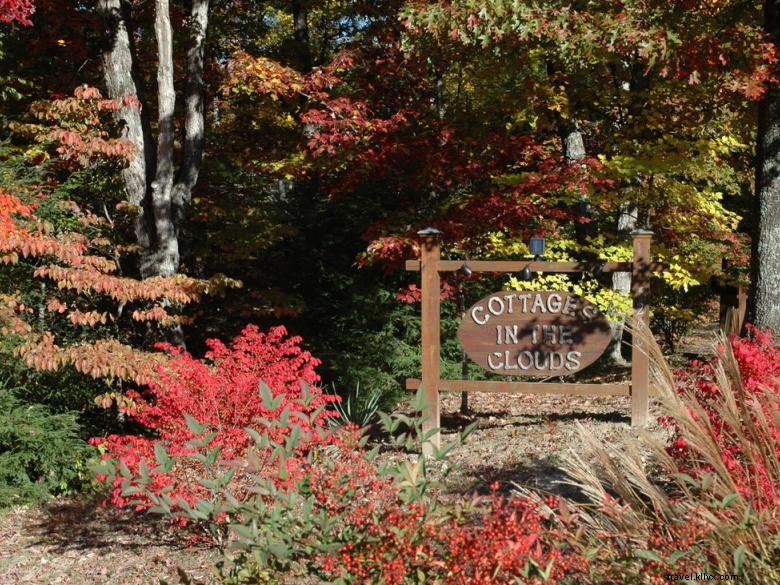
555, 320, 780, 584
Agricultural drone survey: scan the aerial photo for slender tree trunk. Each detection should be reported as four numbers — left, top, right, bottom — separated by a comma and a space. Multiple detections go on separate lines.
749, 0, 780, 330
147, 0, 179, 278
99, 0, 211, 279
96, 0, 154, 251
608, 203, 637, 364
172, 0, 210, 233
559, 119, 594, 244
292, 0, 312, 73
604, 62, 648, 360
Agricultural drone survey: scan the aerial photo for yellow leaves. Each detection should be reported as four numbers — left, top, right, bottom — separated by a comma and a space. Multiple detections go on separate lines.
712, 134, 747, 154
482, 231, 529, 257
506, 272, 632, 321
23, 146, 49, 162
547, 86, 570, 119
226, 52, 304, 101
653, 252, 702, 291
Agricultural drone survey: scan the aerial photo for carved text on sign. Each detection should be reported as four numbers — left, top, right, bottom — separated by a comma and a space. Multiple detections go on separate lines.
456, 291, 612, 376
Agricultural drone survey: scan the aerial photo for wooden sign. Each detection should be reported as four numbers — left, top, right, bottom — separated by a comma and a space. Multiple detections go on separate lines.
457, 291, 612, 376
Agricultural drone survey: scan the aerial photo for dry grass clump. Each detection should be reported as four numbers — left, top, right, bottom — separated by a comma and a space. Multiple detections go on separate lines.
520, 323, 780, 584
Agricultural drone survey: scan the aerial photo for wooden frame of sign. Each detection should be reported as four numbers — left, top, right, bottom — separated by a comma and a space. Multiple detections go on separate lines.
405, 229, 659, 457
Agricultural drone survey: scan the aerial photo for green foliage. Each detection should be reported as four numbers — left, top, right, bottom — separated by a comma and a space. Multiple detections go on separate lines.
327, 382, 381, 428
0, 382, 93, 507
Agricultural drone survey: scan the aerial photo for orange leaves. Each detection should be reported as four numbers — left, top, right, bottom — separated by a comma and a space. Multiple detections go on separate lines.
131, 305, 194, 327
67, 309, 109, 326
0, 295, 33, 336
33, 264, 240, 306
16, 332, 166, 385
46, 298, 66, 313
94, 391, 139, 416
0, 183, 240, 389
17, 331, 63, 372
226, 52, 306, 101
19, 86, 137, 166
224, 51, 342, 104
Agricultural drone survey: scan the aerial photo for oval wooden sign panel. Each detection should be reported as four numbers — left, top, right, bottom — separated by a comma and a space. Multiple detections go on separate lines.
457, 291, 612, 377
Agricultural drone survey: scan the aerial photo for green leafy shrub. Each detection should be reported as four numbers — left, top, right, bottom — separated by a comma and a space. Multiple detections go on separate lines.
0, 384, 93, 507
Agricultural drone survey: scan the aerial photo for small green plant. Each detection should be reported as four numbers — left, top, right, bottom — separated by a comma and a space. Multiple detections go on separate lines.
327, 382, 381, 428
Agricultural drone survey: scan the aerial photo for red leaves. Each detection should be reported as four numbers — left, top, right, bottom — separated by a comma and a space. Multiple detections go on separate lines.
0, 0, 34, 25
94, 324, 334, 509
666, 327, 780, 510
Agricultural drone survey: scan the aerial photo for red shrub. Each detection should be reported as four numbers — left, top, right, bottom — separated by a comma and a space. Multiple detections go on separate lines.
92, 324, 336, 509
665, 326, 780, 509
318, 486, 587, 584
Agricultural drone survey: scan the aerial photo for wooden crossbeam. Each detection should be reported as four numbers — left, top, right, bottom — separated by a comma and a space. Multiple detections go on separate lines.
405, 378, 632, 397
404, 260, 668, 273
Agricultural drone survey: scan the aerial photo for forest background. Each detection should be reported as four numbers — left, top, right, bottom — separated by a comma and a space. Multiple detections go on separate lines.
0, 0, 779, 508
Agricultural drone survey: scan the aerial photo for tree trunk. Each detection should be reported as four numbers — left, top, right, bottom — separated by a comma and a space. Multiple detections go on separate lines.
146, 0, 179, 278
749, 0, 780, 331
95, 0, 154, 251
561, 121, 595, 244
172, 0, 210, 233
608, 203, 637, 364
292, 0, 312, 73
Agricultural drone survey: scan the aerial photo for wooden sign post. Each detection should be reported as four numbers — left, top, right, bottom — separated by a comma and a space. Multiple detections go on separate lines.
419, 228, 442, 455
407, 229, 659, 456
630, 230, 652, 427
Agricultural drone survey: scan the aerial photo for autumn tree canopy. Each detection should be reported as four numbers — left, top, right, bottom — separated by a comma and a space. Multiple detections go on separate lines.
0, 0, 779, 507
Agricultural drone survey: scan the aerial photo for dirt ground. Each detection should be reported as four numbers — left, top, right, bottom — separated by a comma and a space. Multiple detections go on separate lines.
0, 331, 713, 585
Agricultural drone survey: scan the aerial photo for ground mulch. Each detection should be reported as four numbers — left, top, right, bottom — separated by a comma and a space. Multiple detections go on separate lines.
0, 499, 217, 585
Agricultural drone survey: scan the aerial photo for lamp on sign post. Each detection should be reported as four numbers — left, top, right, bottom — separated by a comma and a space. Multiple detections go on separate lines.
520, 236, 545, 281
529, 236, 545, 260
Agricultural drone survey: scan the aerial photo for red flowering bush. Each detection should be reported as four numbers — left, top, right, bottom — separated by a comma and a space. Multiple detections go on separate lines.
92, 324, 336, 510
665, 326, 780, 509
